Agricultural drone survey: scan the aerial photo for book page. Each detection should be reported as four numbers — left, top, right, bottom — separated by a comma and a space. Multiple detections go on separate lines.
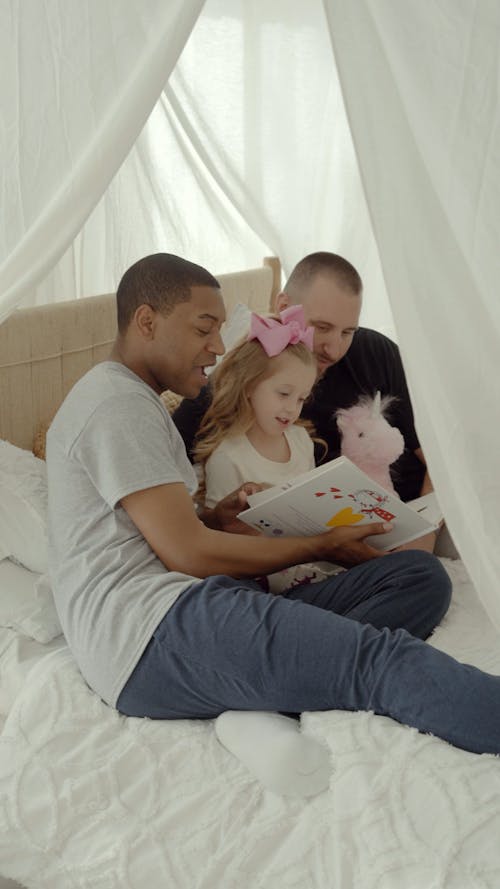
246, 456, 349, 507
238, 457, 439, 551
407, 491, 444, 526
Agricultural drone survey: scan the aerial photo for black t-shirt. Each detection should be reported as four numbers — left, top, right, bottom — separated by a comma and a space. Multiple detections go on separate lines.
172, 327, 425, 502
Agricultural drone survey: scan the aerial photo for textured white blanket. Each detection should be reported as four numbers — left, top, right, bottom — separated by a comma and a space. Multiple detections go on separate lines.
1, 559, 499, 889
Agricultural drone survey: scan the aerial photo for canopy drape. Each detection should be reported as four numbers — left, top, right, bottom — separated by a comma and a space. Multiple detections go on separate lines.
1, 0, 393, 337
325, 0, 500, 626
0, 0, 204, 322
2, 0, 499, 623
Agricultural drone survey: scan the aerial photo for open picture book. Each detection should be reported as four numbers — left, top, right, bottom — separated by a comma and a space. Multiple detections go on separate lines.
238, 456, 443, 551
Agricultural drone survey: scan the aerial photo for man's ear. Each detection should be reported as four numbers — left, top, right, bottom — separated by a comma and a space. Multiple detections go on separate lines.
134, 304, 156, 340
273, 290, 289, 313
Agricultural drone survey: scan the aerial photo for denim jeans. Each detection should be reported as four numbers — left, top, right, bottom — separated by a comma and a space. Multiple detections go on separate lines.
117, 550, 500, 755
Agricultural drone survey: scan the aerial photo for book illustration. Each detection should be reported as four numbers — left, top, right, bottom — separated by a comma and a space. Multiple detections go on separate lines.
250, 489, 392, 535
295, 482, 396, 526
326, 506, 364, 527
255, 518, 283, 535
239, 456, 441, 551
347, 490, 396, 523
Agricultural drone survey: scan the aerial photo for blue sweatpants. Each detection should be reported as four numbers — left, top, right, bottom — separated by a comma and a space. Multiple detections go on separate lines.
117, 550, 500, 755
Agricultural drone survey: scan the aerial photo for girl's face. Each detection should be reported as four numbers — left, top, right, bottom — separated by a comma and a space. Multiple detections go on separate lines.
247, 352, 316, 439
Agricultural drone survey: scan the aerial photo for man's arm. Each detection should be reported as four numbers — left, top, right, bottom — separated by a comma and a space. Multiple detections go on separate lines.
395, 447, 439, 553
371, 331, 430, 502
350, 330, 436, 551
414, 447, 433, 495
121, 482, 393, 578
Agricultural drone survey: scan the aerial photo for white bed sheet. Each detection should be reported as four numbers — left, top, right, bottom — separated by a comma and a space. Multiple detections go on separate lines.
1, 558, 499, 889
0, 627, 65, 718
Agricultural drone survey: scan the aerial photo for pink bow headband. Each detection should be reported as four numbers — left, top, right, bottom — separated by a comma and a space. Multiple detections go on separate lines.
247, 306, 314, 357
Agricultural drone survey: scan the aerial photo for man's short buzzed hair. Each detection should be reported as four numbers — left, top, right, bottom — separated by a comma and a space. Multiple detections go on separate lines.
284, 252, 363, 299
116, 253, 220, 333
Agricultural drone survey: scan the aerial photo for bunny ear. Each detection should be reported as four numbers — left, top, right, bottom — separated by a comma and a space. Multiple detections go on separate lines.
371, 390, 382, 417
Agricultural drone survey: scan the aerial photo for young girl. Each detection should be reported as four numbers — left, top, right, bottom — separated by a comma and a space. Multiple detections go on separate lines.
195, 305, 338, 591
197, 304, 315, 487
193, 306, 335, 797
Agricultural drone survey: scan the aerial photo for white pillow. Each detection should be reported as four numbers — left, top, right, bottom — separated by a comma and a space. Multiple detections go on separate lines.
0, 558, 62, 643
0, 626, 65, 715
0, 439, 48, 573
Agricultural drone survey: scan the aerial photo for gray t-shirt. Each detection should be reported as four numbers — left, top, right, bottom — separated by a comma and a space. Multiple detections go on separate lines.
46, 361, 199, 707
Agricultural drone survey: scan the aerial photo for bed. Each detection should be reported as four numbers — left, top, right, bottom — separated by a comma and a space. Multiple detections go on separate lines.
1, 259, 500, 889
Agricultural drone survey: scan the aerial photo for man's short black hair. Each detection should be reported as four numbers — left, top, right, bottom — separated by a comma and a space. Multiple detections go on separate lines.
116, 253, 220, 333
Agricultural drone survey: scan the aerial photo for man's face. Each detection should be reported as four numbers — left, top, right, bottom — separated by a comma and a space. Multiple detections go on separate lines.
145, 285, 226, 397
296, 275, 361, 377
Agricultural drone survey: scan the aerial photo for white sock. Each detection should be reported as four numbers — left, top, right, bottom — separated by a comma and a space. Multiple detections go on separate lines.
214, 710, 331, 798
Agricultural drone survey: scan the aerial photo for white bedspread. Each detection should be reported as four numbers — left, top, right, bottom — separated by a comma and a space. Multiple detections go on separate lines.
1, 558, 500, 889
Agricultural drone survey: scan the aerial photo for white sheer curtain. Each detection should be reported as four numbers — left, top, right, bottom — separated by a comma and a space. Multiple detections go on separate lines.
324, 0, 500, 625
7, 1, 496, 619
164, 0, 389, 318
16, 0, 394, 339
0, 0, 204, 322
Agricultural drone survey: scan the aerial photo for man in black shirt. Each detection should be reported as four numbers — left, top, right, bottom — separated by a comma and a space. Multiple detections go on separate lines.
172, 252, 434, 543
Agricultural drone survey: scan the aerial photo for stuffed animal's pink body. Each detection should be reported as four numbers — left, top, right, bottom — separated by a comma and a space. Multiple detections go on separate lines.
336, 392, 405, 496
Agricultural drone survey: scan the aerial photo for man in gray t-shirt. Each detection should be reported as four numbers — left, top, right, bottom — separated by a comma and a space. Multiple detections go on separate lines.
47, 361, 200, 706
47, 252, 500, 794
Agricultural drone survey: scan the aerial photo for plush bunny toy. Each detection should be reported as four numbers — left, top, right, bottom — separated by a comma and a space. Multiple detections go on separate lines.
336, 391, 405, 496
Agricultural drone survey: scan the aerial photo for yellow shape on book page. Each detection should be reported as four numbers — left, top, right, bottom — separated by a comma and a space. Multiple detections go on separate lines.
326, 507, 365, 527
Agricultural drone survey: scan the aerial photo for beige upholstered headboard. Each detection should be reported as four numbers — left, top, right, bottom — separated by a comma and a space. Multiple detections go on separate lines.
0, 257, 281, 451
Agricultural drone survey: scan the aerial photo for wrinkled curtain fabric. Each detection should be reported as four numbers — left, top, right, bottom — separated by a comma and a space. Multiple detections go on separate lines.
0, 0, 204, 322
324, 0, 500, 625
2, 0, 499, 623
2, 0, 393, 338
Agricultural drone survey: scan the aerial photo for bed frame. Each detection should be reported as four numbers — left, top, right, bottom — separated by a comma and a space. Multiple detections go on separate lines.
0, 258, 281, 451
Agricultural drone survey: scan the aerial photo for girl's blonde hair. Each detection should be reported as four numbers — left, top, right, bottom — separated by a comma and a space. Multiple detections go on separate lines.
193, 333, 324, 503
